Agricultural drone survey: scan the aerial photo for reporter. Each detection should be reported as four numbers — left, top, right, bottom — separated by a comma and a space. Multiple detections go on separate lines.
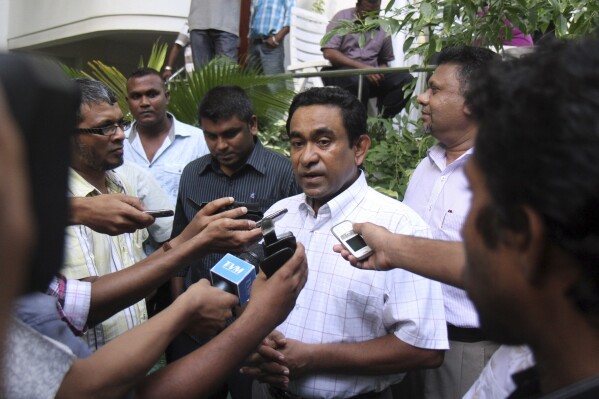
333, 222, 465, 288
69, 194, 154, 235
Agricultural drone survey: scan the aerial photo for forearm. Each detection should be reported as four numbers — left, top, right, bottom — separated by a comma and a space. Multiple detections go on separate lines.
68, 197, 92, 226
57, 299, 190, 399
165, 45, 182, 68
136, 305, 276, 398
390, 235, 465, 288
275, 26, 290, 43
322, 48, 372, 69
88, 238, 205, 326
297, 335, 443, 376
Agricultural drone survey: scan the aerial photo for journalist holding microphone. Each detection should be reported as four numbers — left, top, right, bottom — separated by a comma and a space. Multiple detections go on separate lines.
0, 65, 308, 399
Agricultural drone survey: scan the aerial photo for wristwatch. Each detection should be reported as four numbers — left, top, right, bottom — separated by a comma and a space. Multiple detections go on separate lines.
271, 36, 279, 46
164, 65, 173, 71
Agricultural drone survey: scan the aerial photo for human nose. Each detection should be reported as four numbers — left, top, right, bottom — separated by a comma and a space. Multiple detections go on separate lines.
111, 125, 126, 141
215, 137, 228, 151
299, 143, 318, 166
417, 88, 430, 106
139, 95, 150, 106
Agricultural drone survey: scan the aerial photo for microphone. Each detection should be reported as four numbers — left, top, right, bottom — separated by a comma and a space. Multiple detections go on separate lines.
210, 253, 257, 305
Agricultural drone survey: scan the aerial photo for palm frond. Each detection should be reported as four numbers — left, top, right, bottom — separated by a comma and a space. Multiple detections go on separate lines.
146, 40, 168, 71
167, 57, 294, 127
87, 60, 129, 117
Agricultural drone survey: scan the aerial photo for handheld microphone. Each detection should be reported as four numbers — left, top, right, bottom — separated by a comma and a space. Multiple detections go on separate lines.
210, 253, 257, 304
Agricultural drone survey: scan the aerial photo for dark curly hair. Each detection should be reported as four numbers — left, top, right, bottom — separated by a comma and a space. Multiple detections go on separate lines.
467, 37, 599, 319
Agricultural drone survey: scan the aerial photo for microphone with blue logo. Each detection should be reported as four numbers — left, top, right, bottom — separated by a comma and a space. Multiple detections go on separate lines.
210, 253, 258, 305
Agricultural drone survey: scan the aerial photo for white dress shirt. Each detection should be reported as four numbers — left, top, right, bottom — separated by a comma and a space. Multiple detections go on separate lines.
265, 173, 448, 398
124, 113, 208, 205
403, 143, 479, 327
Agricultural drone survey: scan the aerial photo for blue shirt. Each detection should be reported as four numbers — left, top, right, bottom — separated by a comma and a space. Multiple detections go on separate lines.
124, 113, 209, 205
250, 0, 295, 38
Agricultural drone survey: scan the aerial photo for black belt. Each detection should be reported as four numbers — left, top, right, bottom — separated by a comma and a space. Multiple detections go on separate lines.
268, 386, 389, 399
252, 36, 270, 44
447, 324, 488, 343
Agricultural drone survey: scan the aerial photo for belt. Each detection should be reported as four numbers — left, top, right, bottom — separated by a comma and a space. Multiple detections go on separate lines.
268, 386, 389, 399
252, 36, 270, 44
447, 323, 488, 343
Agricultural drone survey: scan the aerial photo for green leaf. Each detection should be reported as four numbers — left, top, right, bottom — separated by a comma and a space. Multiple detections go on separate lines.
403, 36, 416, 53
420, 2, 434, 21
358, 32, 366, 48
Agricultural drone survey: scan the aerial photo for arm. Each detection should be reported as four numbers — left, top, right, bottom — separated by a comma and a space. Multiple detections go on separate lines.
69, 194, 154, 235
242, 333, 442, 387
163, 44, 183, 80
265, 26, 290, 49
333, 222, 465, 288
56, 280, 239, 399
87, 197, 262, 326
322, 48, 385, 85
134, 243, 308, 399
322, 48, 372, 70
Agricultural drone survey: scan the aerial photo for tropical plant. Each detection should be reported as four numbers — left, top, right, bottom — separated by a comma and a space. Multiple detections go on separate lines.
62, 43, 295, 129
323, 0, 599, 62
167, 57, 295, 127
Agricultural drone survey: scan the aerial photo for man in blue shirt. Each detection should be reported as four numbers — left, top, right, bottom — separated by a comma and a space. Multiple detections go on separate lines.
124, 67, 208, 206
248, 0, 295, 89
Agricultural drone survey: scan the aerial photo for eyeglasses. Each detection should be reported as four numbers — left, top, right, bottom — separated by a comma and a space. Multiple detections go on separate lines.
76, 121, 131, 137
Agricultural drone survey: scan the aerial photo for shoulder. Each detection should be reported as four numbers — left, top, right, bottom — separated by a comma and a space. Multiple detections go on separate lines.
267, 192, 302, 212
362, 187, 430, 232
181, 153, 211, 175
333, 8, 354, 20
172, 116, 203, 137
262, 147, 293, 166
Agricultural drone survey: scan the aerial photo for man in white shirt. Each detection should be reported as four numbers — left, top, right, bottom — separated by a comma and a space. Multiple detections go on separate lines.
242, 87, 448, 399
400, 46, 499, 398
124, 67, 208, 205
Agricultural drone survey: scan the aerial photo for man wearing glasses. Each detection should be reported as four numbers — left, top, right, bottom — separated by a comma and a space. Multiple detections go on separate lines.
60, 78, 150, 350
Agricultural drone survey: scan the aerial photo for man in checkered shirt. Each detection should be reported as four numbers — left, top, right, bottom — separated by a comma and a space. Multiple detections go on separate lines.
242, 87, 448, 399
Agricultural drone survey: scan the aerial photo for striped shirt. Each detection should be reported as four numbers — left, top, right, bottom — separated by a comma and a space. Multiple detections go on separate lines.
403, 144, 480, 328
61, 169, 148, 350
249, 0, 295, 39
172, 140, 300, 286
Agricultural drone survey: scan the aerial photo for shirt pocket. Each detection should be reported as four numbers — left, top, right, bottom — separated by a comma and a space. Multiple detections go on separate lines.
440, 210, 466, 241
163, 163, 187, 175
328, 276, 384, 339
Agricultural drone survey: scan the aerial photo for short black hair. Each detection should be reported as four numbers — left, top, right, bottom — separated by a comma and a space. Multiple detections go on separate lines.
286, 86, 367, 146
198, 85, 254, 125
127, 67, 164, 83
467, 38, 599, 317
435, 46, 499, 95
74, 78, 117, 124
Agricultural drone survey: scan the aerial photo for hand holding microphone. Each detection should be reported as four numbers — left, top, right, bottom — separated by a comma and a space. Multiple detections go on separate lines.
209, 212, 297, 304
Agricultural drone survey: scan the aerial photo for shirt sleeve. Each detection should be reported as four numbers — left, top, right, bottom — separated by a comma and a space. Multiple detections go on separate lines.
2, 318, 76, 399
322, 11, 345, 50
283, 0, 295, 27
47, 274, 91, 335
378, 35, 395, 64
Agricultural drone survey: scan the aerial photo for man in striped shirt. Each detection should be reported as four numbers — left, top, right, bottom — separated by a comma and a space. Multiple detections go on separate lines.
169, 85, 300, 398
248, 0, 295, 82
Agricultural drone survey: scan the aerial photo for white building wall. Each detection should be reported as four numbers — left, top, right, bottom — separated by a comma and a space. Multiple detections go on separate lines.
6, 0, 190, 50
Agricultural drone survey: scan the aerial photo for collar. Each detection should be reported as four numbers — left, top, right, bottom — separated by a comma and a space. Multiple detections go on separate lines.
427, 143, 474, 171
298, 171, 368, 219
126, 112, 189, 143
68, 168, 126, 197
197, 140, 267, 176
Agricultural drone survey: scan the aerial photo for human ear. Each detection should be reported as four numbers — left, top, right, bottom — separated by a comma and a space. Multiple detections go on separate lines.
248, 115, 258, 137
353, 134, 371, 165
509, 207, 547, 286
